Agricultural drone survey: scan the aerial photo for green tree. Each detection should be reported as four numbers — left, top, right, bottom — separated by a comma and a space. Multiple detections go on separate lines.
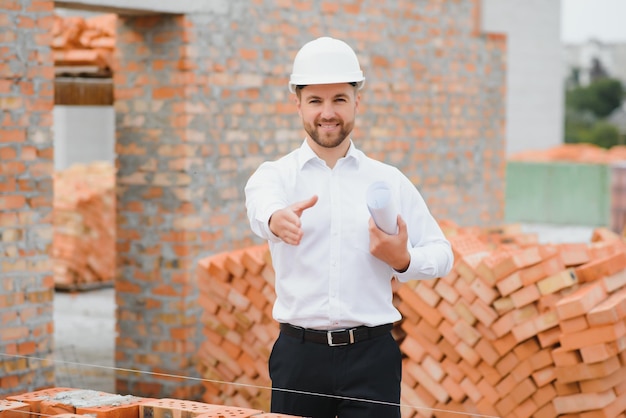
591, 121, 622, 147
564, 108, 621, 147
564, 76, 624, 149
566, 78, 623, 119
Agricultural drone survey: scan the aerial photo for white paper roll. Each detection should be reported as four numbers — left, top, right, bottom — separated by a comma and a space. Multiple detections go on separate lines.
366, 181, 398, 235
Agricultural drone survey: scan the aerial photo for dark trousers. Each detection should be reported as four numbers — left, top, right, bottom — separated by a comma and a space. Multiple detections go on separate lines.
269, 329, 402, 418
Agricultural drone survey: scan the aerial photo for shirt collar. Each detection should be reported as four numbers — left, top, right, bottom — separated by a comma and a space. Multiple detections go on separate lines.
297, 138, 361, 170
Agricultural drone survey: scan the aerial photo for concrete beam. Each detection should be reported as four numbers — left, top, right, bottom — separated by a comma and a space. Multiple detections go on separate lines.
54, 0, 228, 15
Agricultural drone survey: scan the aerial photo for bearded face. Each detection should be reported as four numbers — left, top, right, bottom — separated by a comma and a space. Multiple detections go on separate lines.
297, 83, 359, 150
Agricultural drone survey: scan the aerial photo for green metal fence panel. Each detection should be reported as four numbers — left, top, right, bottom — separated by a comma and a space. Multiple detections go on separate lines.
505, 162, 611, 226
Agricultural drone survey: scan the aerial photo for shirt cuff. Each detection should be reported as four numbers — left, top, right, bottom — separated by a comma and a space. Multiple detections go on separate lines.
393, 250, 430, 282
260, 204, 284, 243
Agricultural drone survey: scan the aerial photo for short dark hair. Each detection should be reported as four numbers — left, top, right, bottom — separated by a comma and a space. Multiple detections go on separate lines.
296, 82, 357, 92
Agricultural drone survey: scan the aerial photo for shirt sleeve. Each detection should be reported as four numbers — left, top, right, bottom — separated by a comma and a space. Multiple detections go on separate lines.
244, 161, 287, 243
393, 174, 454, 283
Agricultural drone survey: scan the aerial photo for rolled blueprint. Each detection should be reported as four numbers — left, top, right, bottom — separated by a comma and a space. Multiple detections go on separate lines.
366, 181, 398, 235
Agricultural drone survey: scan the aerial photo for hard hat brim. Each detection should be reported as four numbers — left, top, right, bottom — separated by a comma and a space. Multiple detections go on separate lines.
288, 77, 365, 93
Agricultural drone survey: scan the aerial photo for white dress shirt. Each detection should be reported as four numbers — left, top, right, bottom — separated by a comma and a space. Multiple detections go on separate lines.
245, 140, 453, 330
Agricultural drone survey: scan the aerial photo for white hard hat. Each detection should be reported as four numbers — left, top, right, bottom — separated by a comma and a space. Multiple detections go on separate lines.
288, 37, 365, 93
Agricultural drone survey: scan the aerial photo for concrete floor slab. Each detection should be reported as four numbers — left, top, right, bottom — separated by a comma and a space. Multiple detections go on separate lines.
54, 286, 115, 393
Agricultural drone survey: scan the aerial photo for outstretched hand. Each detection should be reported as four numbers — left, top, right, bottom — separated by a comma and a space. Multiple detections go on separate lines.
269, 195, 318, 245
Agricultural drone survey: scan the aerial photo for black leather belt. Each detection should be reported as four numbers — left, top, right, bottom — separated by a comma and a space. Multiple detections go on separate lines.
280, 323, 393, 346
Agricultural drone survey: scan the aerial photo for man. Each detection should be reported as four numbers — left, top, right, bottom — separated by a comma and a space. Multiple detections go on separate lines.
245, 37, 453, 418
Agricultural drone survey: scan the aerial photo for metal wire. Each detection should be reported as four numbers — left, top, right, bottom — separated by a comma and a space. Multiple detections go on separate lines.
0, 353, 500, 418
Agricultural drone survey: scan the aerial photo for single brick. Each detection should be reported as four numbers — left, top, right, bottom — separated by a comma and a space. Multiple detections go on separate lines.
537, 326, 561, 348
519, 253, 565, 286
578, 389, 626, 418
496, 271, 523, 296
469, 298, 498, 327
139, 398, 223, 418
554, 356, 621, 383
537, 268, 578, 295
452, 319, 481, 347
396, 285, 443, 328
587, 287, 626, 326
553, 389, 616, 415
459, 376, 482, 404
559, 319, 626, 351
510, 283, 541, 308
403, 361, 450, 404
441, 375, 466, 403
558, 242, 591, 267
575, 251, 626, 283
531, 367, 556, 388
559, 314, 589, 334
533, 398, 557, 418
555, 282, 608, 320
475, 377, 500, 405
194, 406, 264, 417
579, 365, 626, 394
510, 377, 537, 407
601, 269, 626, 293
551, 346, 582, 367
579, 336, 626, 364
7, 388, 79, 413
455, 251, 489, 282
0, 400, 30, 418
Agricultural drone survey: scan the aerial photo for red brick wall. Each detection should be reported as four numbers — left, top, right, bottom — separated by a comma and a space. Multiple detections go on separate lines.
113, 15, 210, 399
1, 0, 506, 399
0, 0, 56, 395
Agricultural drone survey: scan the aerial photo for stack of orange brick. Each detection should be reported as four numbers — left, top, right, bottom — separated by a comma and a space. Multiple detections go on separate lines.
52, 14, 116, 73
53, 162, 115, 290
397, 225, 626, 418
4, 387, 298, 418
196, 245, 277, 411
196, 223, 626, 417
508, 143, 626, 165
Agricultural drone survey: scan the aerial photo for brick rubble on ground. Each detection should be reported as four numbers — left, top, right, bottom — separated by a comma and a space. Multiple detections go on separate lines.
4, 388, 299, 418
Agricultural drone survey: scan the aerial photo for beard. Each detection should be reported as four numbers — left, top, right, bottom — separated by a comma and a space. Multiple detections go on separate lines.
304, 117, 354, 149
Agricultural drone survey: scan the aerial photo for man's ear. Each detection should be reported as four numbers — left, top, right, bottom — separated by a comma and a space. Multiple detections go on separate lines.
294, 94, 302, 116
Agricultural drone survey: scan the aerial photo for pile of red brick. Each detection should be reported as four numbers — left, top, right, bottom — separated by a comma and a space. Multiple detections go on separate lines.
196, 223, 626, 417
196, 245, 276, 411
52, 14, 116, 74
53, 162, 115, 291
2, 387, 296, 418
398, 223, 626, 417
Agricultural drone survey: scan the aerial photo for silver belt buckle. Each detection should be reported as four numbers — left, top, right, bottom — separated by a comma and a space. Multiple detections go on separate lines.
327, 328, 355, 346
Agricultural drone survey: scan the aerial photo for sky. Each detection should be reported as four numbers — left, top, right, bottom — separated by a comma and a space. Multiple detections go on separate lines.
561, 0, 626, 43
